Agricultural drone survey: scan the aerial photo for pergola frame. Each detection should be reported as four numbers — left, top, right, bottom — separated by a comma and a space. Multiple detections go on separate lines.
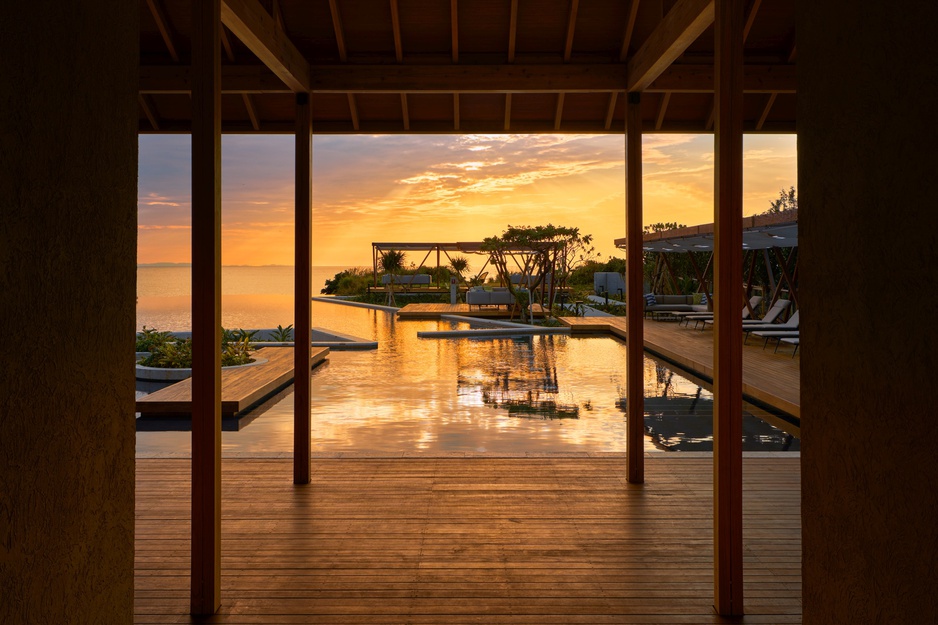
179, 0, 784, 615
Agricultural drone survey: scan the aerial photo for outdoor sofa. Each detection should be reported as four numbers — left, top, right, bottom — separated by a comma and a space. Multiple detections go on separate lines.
643, 293, 709, 318
466, 286, 516, 309
381, 273, 432, 287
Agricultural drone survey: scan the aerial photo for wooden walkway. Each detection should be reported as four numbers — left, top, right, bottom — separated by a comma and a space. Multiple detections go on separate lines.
136, 347, 329, 417
135, 456, 801, 624
561, 317, 800, 421
398, 303, 546, 320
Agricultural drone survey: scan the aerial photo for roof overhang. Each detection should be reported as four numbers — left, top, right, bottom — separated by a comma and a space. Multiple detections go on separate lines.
614, 210, 798, 252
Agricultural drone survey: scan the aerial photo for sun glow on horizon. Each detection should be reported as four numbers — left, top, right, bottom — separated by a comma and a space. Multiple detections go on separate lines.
137, 133, 796, 267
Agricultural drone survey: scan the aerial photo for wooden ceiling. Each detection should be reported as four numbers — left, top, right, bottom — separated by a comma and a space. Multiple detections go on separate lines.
139, 0, 796, 134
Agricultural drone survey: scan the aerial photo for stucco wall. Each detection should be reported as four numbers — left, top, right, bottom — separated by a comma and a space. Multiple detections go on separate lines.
799, 2, 938, 622
0, 2, 138, 623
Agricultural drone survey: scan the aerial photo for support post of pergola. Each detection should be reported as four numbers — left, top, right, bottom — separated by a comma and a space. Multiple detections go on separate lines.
625, 91, 644, 484
713, 0, 744, 615
294, 92, 312, 484
190, 0, 222, 615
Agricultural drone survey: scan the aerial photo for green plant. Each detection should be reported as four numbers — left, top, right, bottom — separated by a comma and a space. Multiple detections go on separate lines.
380, 249, 406, 305
135, 326, 173, 352
141, 338, 193, 368
271, 324, 294, 342
234, 328, 260, 343
321, 267, 372, 295
222, 336, 255, 367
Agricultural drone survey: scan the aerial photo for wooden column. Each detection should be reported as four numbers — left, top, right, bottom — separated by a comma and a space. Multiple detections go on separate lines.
713, 0, 744, 616
190, 0, 222, 615
294, 92, 313, 484
625, 91, 644, 484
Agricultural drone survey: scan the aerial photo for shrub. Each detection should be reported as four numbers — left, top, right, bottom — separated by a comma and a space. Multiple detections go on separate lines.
135, 326, 173, 352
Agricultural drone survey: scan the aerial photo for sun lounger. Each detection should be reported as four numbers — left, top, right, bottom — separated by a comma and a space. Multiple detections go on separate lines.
751, 329, 800, 350
701, 299, 791, 330
678, 295, 763, 329
779, 337, 799, 356
742, 310, 800, 343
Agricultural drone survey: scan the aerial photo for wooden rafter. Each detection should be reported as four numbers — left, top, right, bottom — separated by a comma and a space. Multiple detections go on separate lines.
504, 93, 512, 130
401, 93, 410, 130
328, 0, 348, 62
139, 63, 793, 95
655, 92, 671, 130
138, 94, 161, 131
604, 92, 618, 130
627, 0, 715, 92
242, 93, 260, 130
742, 0, 762, 44
221, 0, 311, 92
390, 0, 403, 62
508, 0, 518, 62
554, 93, 565, 130
705, 98, 715, 130
451, 0, 459, 63
272, 0, 284, 31
564, 0, 580, 62
347, 93, 359, 130
619, 0, 641, 62
755, 92, 776, 130
146, 0, 180, 62
220, 26, 236, 61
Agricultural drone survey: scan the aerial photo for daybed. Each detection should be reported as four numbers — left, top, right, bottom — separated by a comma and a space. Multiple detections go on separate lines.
466, 287, 516, 309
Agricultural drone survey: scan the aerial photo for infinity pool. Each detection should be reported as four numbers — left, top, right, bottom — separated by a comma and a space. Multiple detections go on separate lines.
136, 300, 799, 456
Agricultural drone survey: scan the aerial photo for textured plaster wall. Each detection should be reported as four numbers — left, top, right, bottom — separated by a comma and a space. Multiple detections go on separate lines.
799, 2, 938, 623
0, 2, 138, 623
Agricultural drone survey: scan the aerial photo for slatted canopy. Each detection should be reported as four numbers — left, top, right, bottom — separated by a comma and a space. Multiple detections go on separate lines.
139, 0, 797, 134
614, 209, 798, 252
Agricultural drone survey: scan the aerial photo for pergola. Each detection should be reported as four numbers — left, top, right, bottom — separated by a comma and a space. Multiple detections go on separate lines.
138, 0, 798, 616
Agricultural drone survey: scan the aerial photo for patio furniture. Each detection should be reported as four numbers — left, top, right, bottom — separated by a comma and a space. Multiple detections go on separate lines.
701, 299, 791, 330
678, 295, 763, 329
743, 310, 800, 342
466, 286, 516, 309
381, 273, 432, 287
643, 293, 709, 318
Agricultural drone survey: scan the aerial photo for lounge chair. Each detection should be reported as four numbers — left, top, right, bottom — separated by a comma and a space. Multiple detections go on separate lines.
702, 299, 791, 331
743, 310, 800, 343
778, 337, 799, 356
678, 295, 762, 329
751, 329, 800, 350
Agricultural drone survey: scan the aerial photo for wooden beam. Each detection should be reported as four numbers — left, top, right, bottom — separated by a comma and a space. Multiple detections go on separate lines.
140, 63, 794, 95
138, 94, 161, 131
619, 0, 642, 61
554, 92, 565, 130
390, 0, 403, 62
190, 0, 221, 615
451, 0, 459, 63
220, 26, 236, 62
347, 93, 359, 131
564, 0, 580, 62
272, 0, 285, 31
328, 0, 348, 61
655, 91, 671, 130
146, 0, 180, 62
742, 0, 762, 43
604, 92, 618, 130
755, 91, 776, 130
453, 93, 460, 130
504, 93, 512, 131
625, 91, 644, 485
705, 97, 715, 130
627, 0, 715, 92
401, 93, 410, 130
242, 93, 260, 130
713, 0, 744, 616
221, 0, 311, 92
294, 92, 312, 485
508, 0, 519, 62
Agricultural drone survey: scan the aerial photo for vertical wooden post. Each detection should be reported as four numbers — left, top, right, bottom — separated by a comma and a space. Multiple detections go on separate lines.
625, 91, 644, 484
713, 0, 744, 616
294, 92, 313, 484
190, 0, 221, 615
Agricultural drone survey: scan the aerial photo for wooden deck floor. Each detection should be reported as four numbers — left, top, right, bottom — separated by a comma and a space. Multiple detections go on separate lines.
561, 317, 800, 421
135, 456, 801, 624
136, 347, 329, 417
398, 303, 546, 320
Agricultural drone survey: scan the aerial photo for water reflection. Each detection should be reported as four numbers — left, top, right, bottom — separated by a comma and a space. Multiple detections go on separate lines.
136, 301, 799, 455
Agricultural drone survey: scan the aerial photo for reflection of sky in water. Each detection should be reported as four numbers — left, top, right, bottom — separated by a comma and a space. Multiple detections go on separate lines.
136, 268, 799, 456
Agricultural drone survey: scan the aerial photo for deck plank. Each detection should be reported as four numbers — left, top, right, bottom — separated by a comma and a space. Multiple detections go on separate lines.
136, 346, 329, 416
135, 456, 801, 624
561, 317, 800, 420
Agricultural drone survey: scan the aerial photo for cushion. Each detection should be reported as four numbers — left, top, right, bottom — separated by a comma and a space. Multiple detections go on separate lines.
644, 293, 657, 306
692, 293, 702, 305
700, 292, 708, 305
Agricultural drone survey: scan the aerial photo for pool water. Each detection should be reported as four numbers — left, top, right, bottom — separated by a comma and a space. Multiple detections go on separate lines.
136, 299, 799, 456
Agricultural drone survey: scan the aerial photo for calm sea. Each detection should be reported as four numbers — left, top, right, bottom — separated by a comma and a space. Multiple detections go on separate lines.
137, 265, 356, 331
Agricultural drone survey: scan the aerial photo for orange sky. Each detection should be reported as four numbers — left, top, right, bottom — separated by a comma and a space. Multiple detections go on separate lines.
137, 133, 796, 268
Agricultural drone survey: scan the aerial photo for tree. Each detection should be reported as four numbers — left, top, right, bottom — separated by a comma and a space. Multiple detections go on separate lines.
766, 186, 797, 214
380, 249, 406, 306
448, 255, 469, 282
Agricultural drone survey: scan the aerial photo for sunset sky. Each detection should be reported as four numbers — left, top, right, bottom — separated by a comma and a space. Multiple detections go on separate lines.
137, 133, 796, 268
